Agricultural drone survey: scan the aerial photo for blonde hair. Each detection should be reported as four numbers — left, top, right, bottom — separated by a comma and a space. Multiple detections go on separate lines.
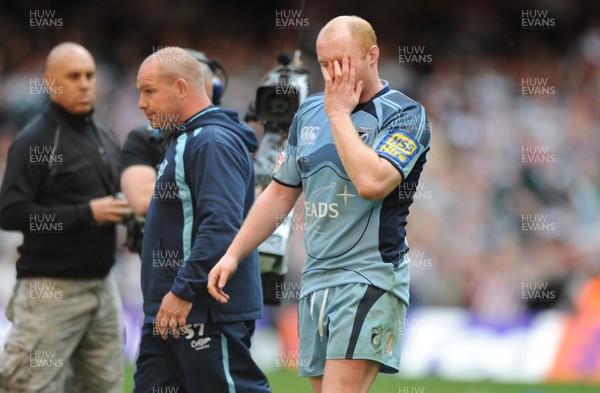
320, 15, 377, 56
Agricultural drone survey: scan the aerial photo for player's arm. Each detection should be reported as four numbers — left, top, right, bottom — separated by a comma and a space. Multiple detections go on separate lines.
322, 56, 401, 200
120, 130, 160, 216
207, 180, 302, 303
329, 114, 401, 200
225, 180, 302, 263
120, 165, 156, 216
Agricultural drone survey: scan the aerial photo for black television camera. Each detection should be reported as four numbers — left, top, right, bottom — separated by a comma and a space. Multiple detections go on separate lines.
249, 51, 309, 305
250, 52, 309, 132
248, 51, 309, 189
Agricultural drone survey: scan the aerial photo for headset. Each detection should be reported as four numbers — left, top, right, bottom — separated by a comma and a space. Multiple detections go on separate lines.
185, 49, 228, 106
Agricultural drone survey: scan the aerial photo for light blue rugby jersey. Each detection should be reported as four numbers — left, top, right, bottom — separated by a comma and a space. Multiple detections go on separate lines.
273, 81, 431, 306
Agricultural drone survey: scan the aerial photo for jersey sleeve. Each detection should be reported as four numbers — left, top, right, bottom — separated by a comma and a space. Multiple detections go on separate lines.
372, 103, 430, 180
272, 115, 302, 188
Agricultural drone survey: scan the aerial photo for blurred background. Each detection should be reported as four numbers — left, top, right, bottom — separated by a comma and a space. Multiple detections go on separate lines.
0, 0, 599, 390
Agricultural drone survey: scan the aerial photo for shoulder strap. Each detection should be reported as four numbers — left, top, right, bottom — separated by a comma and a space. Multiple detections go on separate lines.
38, 114, 61, 190
48, 124, 61, 179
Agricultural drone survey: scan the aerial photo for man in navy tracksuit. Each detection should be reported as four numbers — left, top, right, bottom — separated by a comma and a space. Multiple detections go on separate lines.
133, 47, 270, 392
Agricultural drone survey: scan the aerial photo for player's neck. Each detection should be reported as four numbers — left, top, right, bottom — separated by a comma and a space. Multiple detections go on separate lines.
181, 96, 213, 123
358, 77, 384, 104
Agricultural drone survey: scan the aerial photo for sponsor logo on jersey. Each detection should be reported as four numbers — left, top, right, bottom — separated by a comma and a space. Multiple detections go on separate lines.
303, 183, 342, 227
300, 125, 318, 145
376, 130, 420, 167
304, 202, 339, 218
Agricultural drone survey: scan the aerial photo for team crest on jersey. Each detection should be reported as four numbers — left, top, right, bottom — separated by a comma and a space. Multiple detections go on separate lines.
376, 130, 420, 167
358, 126, 373, 142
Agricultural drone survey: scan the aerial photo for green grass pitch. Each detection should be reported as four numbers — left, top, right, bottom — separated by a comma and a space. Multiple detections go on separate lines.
124, 365, 599, 392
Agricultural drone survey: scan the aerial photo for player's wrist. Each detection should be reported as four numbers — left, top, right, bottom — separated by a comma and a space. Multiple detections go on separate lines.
223, 249, 242, 265
327, 111, 350, 124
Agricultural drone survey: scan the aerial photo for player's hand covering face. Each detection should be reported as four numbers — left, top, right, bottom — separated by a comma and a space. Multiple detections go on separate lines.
320, 55, 364, 118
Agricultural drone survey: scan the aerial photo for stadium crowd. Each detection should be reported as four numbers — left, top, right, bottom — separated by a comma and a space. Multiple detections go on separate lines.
0, 0, 599, 327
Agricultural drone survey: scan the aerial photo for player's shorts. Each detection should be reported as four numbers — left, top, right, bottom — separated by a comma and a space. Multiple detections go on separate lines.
297, 283, 407, 377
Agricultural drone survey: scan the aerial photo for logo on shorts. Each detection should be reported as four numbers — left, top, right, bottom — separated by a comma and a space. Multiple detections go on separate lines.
371, 328, 382, 350
385, 333, 395, 357
191, 337, 211, 351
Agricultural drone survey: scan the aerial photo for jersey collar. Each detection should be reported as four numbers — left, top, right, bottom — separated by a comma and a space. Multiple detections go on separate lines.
183, 105, 220, 126
351, 80, 390, 114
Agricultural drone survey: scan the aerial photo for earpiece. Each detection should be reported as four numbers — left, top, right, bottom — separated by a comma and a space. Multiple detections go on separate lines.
211, 77, 223, 106
185, 49, 228, 106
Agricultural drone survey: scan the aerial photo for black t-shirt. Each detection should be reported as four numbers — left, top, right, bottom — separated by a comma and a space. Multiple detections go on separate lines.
122, 124, 165, 170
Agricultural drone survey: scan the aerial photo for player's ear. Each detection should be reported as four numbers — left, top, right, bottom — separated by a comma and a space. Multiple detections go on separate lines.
368, 45, 379, 65
175, 78, 188, 97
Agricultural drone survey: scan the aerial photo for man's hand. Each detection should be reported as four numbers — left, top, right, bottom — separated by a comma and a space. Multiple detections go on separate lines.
320, 55, 364, 119
89, 196, 131, 225
207, 254, 240, 304
155, 291, 193, 340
